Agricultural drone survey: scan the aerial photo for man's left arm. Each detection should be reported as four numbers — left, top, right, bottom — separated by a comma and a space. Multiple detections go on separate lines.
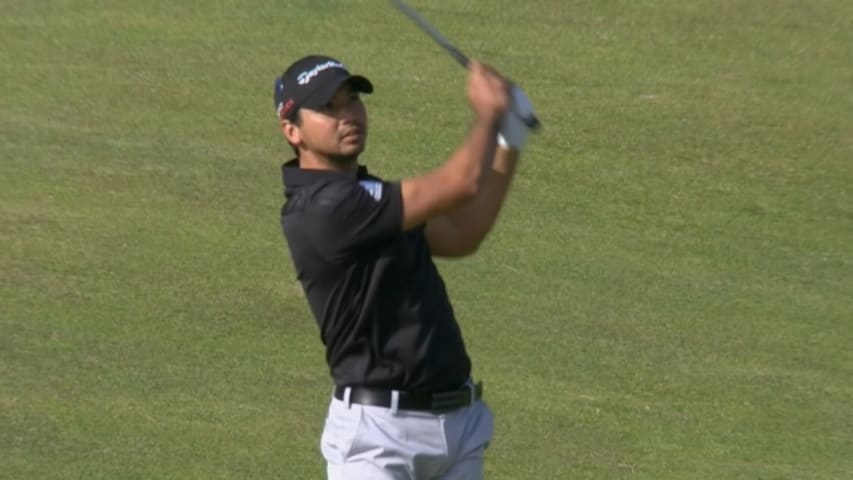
425, 85, 536, 257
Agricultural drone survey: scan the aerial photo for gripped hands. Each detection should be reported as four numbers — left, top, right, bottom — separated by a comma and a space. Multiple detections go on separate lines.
466, 60, 511, 124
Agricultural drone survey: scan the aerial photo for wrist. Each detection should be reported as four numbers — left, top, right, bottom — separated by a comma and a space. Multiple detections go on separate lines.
497, 132, 517, 151
474, 109, 503, 128
493, 146, 520, 174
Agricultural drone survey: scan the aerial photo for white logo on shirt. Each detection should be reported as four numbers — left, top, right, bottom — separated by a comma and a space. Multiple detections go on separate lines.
358, 180, 383, 201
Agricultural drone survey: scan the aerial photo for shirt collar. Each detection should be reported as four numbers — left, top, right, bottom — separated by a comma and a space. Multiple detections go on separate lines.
281, 158, 371, 189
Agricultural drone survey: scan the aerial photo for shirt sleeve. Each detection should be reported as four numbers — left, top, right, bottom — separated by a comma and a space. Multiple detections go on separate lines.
307, 179, 403, 259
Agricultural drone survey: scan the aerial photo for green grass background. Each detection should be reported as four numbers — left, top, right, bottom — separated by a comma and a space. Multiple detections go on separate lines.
2, 1, 852, 478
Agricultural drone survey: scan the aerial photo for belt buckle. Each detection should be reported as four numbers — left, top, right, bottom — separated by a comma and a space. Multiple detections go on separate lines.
430, 386, 464, 411
466, 382, 476, 406
428, 382, 480, 411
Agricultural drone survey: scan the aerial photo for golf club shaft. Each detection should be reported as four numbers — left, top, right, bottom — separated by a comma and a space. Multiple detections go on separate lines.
391, 0, 540, 130
391, 0, 470, 68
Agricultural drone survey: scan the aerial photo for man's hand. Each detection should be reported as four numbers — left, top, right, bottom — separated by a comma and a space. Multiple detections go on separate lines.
399, 60, 511, 231
498, 85, 538, 150
467, 61, 511, 125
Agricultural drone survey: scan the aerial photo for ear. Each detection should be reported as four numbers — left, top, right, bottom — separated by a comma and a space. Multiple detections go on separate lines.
280, 118, 302, 146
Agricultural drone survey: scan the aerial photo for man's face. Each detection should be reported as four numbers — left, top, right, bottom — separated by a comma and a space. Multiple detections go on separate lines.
292, 82, 368, 165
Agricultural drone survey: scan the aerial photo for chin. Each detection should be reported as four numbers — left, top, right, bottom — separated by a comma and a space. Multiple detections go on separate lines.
341, 143, 366, 158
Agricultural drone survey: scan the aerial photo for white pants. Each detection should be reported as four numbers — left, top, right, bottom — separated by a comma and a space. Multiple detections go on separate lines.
321, 391, 494, 479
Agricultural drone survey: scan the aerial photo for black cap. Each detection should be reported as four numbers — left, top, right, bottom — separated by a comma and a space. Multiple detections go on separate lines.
274, 55, 373, 121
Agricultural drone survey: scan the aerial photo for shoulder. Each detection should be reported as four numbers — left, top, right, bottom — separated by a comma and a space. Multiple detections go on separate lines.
289, 177, 361, 211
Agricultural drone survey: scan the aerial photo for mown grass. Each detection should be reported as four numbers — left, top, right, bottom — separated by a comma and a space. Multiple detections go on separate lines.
2, 1, 851, 478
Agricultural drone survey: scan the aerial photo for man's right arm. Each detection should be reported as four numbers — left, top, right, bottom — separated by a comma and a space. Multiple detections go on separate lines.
400, 119, 498, 231
399, 61, 509, 231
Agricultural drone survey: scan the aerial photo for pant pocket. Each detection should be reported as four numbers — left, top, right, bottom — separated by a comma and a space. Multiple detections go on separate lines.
464, 401, 495, 454
320, 400, 364, 465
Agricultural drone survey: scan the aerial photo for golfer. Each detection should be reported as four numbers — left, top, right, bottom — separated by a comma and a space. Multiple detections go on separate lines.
274, 54, 535, 479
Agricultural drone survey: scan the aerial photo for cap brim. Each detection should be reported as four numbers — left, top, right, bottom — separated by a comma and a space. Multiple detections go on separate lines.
301, 75, 373, 111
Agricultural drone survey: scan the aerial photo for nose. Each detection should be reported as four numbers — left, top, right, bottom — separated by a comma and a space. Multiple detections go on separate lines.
339, 100, 365, 126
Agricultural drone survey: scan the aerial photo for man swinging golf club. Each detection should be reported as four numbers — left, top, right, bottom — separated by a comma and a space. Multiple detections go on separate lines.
274, 52, 536, 479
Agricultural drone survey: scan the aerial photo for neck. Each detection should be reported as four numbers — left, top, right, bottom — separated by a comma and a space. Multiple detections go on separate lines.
298, 151, 359, 173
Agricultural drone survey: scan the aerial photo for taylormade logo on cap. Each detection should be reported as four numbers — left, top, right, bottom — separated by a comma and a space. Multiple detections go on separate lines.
297, 61, 347, 85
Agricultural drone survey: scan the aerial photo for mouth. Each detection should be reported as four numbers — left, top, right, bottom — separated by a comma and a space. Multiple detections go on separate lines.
341, 130, 364, 142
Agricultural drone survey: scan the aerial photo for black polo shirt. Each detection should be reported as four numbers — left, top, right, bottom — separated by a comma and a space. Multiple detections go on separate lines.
280, 159, 471, 393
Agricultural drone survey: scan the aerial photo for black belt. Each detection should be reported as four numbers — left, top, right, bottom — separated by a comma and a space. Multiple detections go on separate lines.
334, 382, 483, 412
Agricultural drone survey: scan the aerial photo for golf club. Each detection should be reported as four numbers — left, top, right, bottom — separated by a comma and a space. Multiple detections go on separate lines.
391, 0, 541, 130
